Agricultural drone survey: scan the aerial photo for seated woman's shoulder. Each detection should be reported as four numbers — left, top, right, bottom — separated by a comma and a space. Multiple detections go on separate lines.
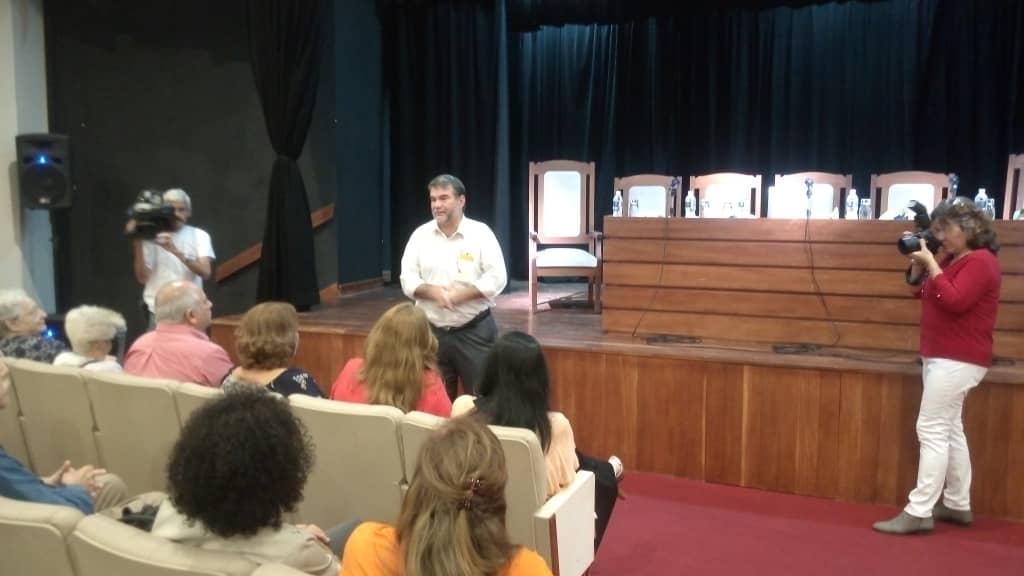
507, 547, 554, 575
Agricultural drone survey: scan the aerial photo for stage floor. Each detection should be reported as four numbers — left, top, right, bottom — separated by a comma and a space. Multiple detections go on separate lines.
213, 281, 1021, 383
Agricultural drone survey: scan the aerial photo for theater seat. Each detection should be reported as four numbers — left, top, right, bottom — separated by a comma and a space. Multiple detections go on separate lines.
69, 513, 258, 576
173, 381, 223, 426
0, 359, 32, 469
288, 396, 406, 528
5, 358, 101, 475
84, 371, 182, 493
0, 495, 83, 576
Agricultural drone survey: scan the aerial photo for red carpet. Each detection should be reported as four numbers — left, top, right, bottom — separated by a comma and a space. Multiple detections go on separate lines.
592, 473, 1024, 575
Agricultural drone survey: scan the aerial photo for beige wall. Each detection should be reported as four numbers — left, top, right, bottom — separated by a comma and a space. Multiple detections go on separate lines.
0, 0, 54, 311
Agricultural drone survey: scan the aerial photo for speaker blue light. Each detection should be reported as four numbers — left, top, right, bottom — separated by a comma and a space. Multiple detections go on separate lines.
35, 155, 48, 165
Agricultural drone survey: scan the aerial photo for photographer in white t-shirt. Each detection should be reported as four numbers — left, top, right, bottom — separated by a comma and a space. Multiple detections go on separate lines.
131, 189, 215, 327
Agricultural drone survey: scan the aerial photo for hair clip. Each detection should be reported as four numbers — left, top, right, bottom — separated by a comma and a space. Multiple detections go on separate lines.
459, 478, 482, 510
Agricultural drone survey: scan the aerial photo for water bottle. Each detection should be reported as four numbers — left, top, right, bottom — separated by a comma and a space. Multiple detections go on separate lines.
974, 188, 988, 209
845, 189, 859, 220
985, 198, 996, 220
628, 198, 640, 217
684, 190, 697, 217
612, 190, 623, 217
857, 198, 872, 220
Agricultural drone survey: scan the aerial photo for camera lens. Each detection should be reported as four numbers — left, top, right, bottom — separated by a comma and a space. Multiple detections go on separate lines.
896, 233, 922, 255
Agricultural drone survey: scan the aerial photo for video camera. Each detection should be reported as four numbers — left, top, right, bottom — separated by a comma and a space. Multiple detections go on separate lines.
124, 190, 178, 239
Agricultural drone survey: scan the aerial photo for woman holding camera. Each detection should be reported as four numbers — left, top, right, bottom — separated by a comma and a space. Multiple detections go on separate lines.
874, 201, 1001, 535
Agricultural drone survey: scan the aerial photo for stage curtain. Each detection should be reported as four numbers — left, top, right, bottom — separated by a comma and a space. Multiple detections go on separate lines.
246, 0, 323, 308
383, 0, 1024, 280
380, 0, 512, 280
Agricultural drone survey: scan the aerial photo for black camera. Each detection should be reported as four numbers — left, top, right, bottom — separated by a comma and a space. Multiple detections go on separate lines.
897, 229, 941, 255
125, 190, 178, 239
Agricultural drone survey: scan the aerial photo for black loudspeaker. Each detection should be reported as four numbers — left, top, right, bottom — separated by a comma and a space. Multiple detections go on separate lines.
15, 133, 72, 208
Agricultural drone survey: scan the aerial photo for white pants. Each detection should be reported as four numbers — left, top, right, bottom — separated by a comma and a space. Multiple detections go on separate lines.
905, 358, 987, 518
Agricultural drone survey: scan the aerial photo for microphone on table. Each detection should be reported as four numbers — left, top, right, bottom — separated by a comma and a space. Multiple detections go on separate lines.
804, 178, 815, 218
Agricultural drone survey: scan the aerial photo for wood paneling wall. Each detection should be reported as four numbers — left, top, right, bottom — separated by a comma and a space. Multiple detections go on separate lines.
602, 218, 1024, 359
211, 320, 1024, 520
543, 347, 1024, 520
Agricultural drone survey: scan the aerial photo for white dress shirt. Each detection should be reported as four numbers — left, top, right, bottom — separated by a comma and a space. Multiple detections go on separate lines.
400, 216, 507, 328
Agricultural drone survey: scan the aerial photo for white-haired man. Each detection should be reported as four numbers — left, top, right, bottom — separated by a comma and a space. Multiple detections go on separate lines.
132, 188, 215, 326
124, 281, 232, 386
53, 305, 126, 372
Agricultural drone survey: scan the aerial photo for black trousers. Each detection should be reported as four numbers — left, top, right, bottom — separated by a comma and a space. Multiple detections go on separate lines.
432, 313, 498, 399
576, 450, 619, 551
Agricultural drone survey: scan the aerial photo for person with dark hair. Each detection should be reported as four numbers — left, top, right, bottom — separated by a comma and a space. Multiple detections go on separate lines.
452, 331, 621, 549
874, 200, 1001, 535
400, 174, 508, 400
221, 302, 322, 397
341, 416, 552, 576
146, 387, 353, 574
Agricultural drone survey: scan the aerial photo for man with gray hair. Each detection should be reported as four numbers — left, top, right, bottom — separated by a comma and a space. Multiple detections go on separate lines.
124, 281, 231, 386
132, 188, 215, 326
0, 289, 67, 362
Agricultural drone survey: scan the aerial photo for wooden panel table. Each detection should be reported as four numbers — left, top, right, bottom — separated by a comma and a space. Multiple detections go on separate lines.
593, 218, 1024, 519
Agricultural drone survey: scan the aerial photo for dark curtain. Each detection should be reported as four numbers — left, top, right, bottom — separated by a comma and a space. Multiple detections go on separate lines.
380, 0, 510, 278
382, 0, 1024, 280
247, 0, 323, 308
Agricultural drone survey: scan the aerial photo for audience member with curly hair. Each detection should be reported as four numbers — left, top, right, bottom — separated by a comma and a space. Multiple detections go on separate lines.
330, 303, 451, 416
145, 387, 355, 574
341, 416, 552, 576
221, 302, 322, 397
53, 305, 126, 372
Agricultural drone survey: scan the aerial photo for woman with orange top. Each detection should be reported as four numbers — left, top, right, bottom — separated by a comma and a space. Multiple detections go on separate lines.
340, 415, 552, 576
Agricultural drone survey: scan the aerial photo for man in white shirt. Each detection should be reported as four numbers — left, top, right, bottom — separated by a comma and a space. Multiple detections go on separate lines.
400, 174, 508, 399
132, 188, 215, 326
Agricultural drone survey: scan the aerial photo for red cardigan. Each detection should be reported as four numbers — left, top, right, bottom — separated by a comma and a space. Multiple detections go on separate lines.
917, 249, 1001, 367
329, 357, 452, 417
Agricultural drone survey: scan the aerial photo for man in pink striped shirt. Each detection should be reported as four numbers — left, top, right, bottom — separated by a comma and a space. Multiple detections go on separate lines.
124, 281, 232, 387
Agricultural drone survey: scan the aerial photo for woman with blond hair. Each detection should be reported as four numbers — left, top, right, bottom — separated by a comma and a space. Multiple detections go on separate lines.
330, 303, 451, 416
341, 416, 552, 576
221, 302, 321, 397
53, 305, 126, 372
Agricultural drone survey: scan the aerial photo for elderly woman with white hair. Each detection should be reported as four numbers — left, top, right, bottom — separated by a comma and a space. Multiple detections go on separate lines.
53, 306, 127, 372
0, 289, 67, 362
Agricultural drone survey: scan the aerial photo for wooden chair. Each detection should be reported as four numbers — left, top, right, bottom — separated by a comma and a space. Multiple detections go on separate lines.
870, 171, 953, 218
689, 172, 762, 218
528, 160, 602, 313
770, 172, 852, 219
1004, 154, 1024, 220
613, 174, 683, 217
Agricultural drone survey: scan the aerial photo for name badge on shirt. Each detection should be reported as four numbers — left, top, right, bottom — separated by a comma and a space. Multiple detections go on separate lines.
456, 251, 477, 281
